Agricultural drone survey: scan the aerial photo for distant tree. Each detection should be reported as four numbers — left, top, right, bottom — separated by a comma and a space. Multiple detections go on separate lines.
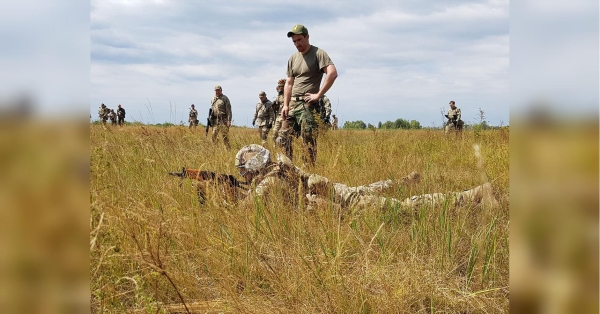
343, 120, 367, 130
394, 118, 410, 129
377, 121, 382, 129
409, 120, 422, 129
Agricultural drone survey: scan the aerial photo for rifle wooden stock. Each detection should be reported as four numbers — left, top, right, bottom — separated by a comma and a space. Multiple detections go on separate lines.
168, 167, 248, 204
168, 168, 247, 187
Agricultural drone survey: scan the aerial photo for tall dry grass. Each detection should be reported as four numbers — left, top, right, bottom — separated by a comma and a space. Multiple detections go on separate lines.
90, 124, 509, 313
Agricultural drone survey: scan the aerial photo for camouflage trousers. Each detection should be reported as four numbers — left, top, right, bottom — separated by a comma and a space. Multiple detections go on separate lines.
310, 182, 498, 211
278, 100, 319, 166
257, 125, 271, 145
189, 118, 198, 128
271, 115, 284, 143
212, 122, 230, 149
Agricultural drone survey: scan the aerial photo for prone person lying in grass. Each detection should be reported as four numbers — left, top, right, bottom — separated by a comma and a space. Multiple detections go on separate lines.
169, 144, 499, 211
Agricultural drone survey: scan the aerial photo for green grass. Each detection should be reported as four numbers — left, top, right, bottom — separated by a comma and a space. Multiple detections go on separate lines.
91, 125, 509, 313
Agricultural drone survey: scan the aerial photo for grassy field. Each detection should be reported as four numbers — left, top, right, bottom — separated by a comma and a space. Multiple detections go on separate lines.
90, 124, 509, 313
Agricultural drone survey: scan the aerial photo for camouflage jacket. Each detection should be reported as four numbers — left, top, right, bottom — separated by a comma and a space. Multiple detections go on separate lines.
253, 100, 274, 126
271, 93, 284, 117
447, 107, 461, 121
189, 108, 198, 121
210, 95, 232, 124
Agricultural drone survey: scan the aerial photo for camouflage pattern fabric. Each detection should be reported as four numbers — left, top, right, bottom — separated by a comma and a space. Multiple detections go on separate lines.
189, 108, 198, 128
242, 153, 498, 211
210, 94, 232, 149
445, 107, 464, 133
278, 99, 319, 165
117, 107, 126, 125
271, 92, 285, 142
108, 110, 117, 125
253, 100, 274, 127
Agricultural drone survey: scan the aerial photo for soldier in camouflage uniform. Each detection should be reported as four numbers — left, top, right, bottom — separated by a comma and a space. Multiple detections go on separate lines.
271, 79, 285, 143
169, 145, 499, 211
319, 95, 332, 127
108, 109, 117, 125
210, 85, 232, 149
445, 100, 464, 134
189, 104, 198, 128
98, 103, 108, 124
117, 104, 126, 126
279, 24, 338, 167
332, 114, 338, 130
252, 91, 275, 145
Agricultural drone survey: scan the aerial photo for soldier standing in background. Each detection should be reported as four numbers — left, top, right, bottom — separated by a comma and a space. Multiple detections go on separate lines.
252, 91, 275, 145
332, 114, 338, 130
210, 85, 232, 149
98, 103, 108, 124
271, 79, 285, 143
279, 24, 338, 167
189, 104, 198, 128
108, 109, 117, 125
319, 94, 332, 127
117, 104, 126, 126
445, 100, 464, 134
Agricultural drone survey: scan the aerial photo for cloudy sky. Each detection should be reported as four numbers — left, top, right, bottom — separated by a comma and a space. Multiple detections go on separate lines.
91, 0, 510, 127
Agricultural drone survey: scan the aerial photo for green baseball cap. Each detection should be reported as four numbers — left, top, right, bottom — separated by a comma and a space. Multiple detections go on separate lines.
287, 24, 308, 37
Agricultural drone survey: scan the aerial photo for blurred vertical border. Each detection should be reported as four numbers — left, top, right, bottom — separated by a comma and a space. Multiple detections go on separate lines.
510, 0, 599, 313
0, 0, 90, 313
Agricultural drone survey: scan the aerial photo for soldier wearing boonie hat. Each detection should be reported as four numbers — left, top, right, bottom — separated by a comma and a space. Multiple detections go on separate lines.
210, 85, 232, 149
278, 24, 338, 167
252, 91, 275, 145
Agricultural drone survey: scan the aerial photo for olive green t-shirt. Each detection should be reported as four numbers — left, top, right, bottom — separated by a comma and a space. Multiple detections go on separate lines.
286, 45, 334, 97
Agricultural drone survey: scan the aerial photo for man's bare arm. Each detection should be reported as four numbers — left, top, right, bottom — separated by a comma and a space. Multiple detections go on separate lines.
281, 76, 294, 119
304, 64, 338, 103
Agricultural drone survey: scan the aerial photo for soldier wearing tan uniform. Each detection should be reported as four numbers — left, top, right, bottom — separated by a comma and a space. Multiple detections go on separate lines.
188, 104, 198, 128
332, 114, 338, 130
279, 24, 338, 167
271, 79, 285, 143
210, 85, 232, 149
252, 91, 275, 145
445, 100, 464, 134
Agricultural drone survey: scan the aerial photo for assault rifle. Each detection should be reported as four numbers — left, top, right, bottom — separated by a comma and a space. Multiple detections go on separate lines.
205, 108, 213, 137
168, 167, 247, 187
168, 167, 249, 203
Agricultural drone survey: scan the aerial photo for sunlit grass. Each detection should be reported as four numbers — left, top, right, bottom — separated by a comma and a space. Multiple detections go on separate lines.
91, 124, 509, 313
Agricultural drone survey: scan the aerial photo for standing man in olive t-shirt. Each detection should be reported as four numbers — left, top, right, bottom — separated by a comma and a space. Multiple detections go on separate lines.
278, 24, 338, 167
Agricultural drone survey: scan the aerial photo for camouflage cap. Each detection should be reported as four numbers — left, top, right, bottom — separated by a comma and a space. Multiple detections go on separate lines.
235, 144, 271, 172
259, 91, 266, 97
214, 85, 222, 91
287, 24, 308, 37
277, 79, 285, 87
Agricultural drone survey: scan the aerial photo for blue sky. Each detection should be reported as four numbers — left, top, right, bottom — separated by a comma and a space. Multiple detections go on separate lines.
90, 0, 510, 127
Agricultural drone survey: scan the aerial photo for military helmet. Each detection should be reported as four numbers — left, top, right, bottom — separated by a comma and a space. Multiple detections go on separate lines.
235, 144, 271, 175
